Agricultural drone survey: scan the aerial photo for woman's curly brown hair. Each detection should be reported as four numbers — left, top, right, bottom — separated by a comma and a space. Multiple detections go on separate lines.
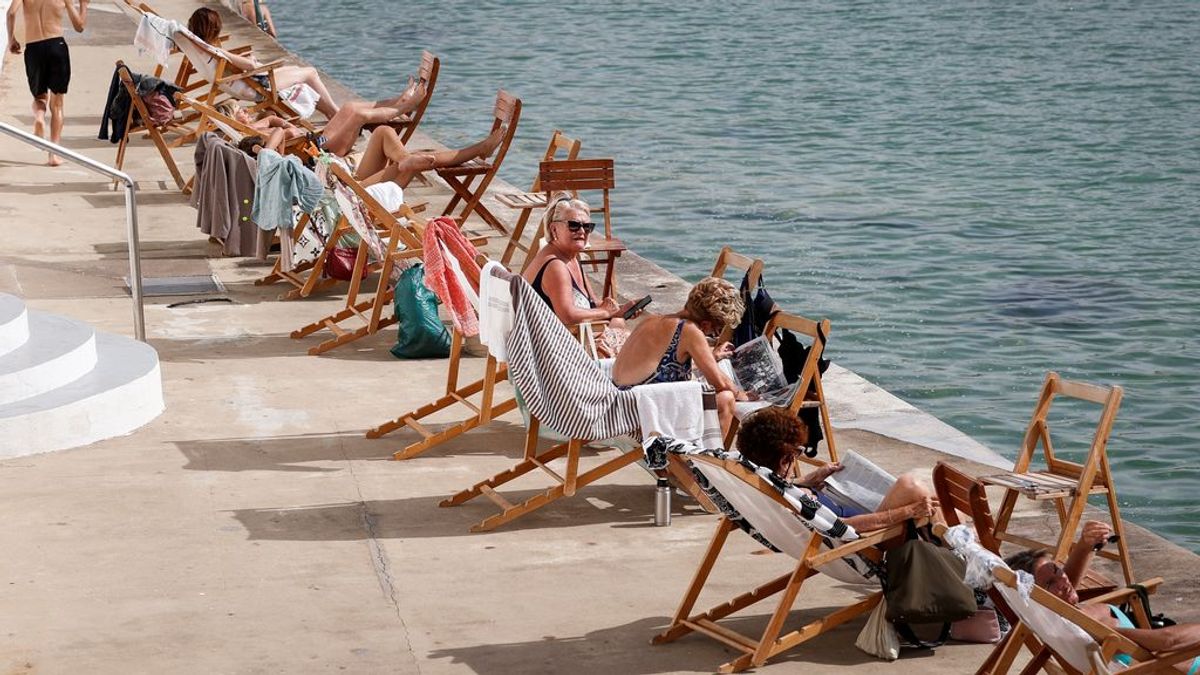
187, 7, 222, 44
684, 277, 743, 332
736, 406, 809, 472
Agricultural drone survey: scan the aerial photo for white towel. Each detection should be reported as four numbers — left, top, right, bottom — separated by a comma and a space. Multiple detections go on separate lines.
478, 260, 513, 362
134, 13, 180, 66
634, 381, 705, 445
364, 182, 404, 214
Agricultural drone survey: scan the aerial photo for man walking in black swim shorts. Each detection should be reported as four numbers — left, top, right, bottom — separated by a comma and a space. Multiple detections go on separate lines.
7, 0, 88, 165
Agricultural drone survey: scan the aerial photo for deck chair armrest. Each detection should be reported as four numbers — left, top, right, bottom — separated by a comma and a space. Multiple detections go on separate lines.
1079, 577, 1164, 607
216, 60, 286, 83
807, 518, 922, 568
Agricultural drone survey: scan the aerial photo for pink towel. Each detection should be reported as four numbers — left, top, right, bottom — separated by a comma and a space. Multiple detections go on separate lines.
422, 217, 481, 336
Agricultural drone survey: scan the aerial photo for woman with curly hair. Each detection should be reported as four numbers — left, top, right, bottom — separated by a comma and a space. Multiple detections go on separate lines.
736, 406, 939, 532
612, 276, 748, 437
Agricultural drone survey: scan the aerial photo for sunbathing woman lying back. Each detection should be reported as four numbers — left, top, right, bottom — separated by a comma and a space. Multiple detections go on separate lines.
736, 406, 938, 536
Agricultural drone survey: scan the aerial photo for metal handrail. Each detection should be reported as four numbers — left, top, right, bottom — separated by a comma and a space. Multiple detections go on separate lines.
0, 122, 146, 341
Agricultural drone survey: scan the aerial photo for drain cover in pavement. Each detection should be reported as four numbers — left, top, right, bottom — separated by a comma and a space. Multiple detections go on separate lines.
124, 275, 227, 297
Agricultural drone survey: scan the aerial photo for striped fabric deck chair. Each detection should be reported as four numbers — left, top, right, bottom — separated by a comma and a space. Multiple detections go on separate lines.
653, 447, 912, 673
496, 130, 583, 269
289, 164, 427, 355
432, 90, 521, 235
941, 525, 1184, 675
362, 50, 439, 144
366, 259, 518, 460
112, 61, 187, 190
979, 373, 1135, 586
440, 268, 713, 532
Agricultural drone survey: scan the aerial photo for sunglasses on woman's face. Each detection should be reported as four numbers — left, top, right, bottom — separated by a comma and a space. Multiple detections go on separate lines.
559, 220, 596, 234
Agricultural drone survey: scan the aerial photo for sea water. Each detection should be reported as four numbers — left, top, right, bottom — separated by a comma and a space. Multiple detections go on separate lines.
272, 0, 1200, 550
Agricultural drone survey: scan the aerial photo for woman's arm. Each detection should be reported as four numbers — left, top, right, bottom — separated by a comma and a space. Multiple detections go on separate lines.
841, 499, 932, 533
681, 323, 740, 395
541, 260, 618, 325
63, 0, 87, 33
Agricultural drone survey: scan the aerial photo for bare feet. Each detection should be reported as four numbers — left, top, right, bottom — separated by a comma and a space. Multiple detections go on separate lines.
475, 125, 505, 160
47, 153, 63, 167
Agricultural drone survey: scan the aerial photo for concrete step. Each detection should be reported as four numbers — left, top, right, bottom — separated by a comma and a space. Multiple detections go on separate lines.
0, 332, 164, 459
0, 293, 29, 357
0, 311, 98, 406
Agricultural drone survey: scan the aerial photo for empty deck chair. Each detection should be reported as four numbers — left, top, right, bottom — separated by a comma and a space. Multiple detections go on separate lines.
433, 90, 521, 235
979, 372, 1135, 586
497, 130, 583, 269
942, 525, 1183, 675
653, 448, 916, 673
363, 50, 439, 144
112, 61, 187, 190
440, 267, 713, 532
518, 159, 627, 298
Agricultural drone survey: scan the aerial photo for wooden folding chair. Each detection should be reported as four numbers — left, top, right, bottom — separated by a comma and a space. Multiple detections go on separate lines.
710, 246, 764, 343
519, 158, 627, 298
978, 372, 1134, 586
434, 90, 521, 234
289, 164, 427, 355
724, 311, 838, 466
364, 50, 439, 144
112, 61, 187, 190
496, 130, 583, 268
654, 453, 912, 673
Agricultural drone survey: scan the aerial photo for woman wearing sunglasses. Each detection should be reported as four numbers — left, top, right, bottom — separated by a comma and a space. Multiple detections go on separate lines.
521, 193, 638, 356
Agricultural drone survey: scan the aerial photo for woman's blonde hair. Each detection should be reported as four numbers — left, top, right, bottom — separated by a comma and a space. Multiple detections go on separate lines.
215, 101, 240, 120
684, 277, 744, 331
540, 191, 590, 244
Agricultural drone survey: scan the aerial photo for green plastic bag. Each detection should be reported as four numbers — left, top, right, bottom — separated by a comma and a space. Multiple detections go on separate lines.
390, 263, 451, 359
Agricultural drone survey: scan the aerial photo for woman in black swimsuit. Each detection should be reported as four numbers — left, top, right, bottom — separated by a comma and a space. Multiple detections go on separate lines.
611, 276, 748, 439
520, 193, 638, 355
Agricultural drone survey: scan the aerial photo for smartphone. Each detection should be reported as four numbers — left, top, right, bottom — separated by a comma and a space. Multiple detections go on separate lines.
623, 295, 653, 320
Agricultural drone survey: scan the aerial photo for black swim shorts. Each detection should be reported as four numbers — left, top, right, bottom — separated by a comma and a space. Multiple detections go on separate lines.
24, 37, 71, 97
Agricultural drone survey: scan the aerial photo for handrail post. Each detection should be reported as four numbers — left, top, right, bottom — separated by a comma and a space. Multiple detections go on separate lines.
0, 122, 147, 341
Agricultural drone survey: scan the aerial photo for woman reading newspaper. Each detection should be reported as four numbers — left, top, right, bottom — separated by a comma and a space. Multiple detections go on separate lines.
737, 406, 939, 533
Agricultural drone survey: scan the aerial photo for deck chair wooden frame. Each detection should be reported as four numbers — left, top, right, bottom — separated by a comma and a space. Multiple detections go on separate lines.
290, 164, 427, 355
522, 158, 626, 298
654, 453, 912, 673
112, 61, 187, 189
980, 372, 1134, 586
364, 50, 440, 144
366, 257, 518, 459
724, 311, 838, 466
435, 89, 521, 234
710, 246, 764, 343
497, 130, 583, 268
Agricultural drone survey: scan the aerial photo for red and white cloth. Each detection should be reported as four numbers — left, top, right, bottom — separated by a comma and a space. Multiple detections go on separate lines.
421, 217, 481, 336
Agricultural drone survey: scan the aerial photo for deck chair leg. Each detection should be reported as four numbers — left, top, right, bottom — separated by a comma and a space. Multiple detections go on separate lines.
654, 518, 738, 645
1017, 648, 1053, 675
500, 209, 534, 267
738, 535, 823, 671
391, 396, 518, 460
440, 441, 573, 508
980, 624, 1030, 675
147, 125, 186, 190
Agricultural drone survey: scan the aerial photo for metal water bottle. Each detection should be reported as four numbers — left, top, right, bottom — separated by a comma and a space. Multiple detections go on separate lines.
654, 478, 671, 526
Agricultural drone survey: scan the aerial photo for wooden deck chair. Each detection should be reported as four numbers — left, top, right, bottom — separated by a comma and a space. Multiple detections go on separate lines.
366, 259, 518, 459
123, 1, 248, 95
724, 311, 838, 467
440, 268, 714, 532
112, 61, 187, 190
497, 130, 583, 268
290, 164, 426, 355
978, 372, 1135, 586
521, 159, 627, 298
710, 246, 764, 344
654, 452, 914, 673
939, 524, 1182, 675
363, 50, 440, 144
434, 89, 521, 234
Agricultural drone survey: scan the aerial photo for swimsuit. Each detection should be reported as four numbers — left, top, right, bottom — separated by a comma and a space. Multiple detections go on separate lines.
814, 490, 867, 518
531, 258, 595, 311
618, 320, 693, 390
24, 37, 71, 97
1107, 605, 1200, 673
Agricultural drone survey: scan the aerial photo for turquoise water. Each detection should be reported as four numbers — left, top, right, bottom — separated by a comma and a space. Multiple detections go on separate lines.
273, 1, 1200, 550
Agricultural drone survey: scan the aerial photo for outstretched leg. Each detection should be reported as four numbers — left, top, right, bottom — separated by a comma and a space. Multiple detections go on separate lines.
360, 124, 506, 189
319, 81, 428, 157
30, 95, 53, 164
273, 65, 339, 118
47, 93, 65, 166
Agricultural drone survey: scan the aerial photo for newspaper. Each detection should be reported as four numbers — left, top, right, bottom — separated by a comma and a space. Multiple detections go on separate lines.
730, 336, 787, 395
820, 450, 896, 513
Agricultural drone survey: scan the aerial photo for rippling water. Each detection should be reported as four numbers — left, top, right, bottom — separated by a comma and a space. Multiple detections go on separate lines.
273, 0, 1200, 550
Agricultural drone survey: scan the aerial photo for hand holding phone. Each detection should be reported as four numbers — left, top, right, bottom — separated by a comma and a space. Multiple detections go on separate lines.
623, 295, 652, 320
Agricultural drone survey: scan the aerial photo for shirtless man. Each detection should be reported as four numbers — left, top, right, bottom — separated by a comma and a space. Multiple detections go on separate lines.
7, 0, 88, 165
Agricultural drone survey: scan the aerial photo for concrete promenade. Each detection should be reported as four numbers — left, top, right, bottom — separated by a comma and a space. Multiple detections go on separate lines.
2, 1, 1199, 673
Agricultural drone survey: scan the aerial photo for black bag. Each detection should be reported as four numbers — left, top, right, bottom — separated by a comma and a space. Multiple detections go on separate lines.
732, 272, 778, 347
884, 521, 975, 646
776, 327, 831, 454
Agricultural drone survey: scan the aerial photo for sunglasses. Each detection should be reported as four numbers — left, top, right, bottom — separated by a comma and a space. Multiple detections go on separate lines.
558, 220, 596, 234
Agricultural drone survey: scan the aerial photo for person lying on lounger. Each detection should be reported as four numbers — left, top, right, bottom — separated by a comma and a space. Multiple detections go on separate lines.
1006, 523, 1200, 672
735, 405, 939, 534
352, 124, 504, 189
215, 100, 305, 141
612, 276, 747, 437
519, 193, 636, 357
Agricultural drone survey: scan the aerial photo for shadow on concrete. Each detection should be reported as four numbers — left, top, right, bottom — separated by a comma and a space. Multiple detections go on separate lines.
1, 180, 114, 195
228, 483, 709, 541
149, 334, 308, 362
424, 609, 942, 674
83, 190, 190, 208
